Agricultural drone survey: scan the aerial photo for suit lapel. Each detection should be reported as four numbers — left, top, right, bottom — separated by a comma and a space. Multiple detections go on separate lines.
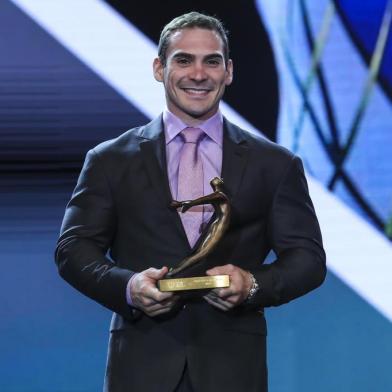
138, 116, 190, 245
138, 115, 172, 206
221, 119, 250, 202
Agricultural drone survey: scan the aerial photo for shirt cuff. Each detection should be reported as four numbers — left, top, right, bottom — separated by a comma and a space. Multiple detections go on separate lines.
126, 273, 138, 306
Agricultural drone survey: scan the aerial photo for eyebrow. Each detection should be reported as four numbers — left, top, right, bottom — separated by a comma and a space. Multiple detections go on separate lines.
204, 54, 224, 62
172, 52, 224, 61
173, 52, 193, 60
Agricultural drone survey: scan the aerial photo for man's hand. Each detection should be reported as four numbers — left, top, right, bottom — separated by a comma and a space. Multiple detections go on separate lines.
203, 264, 253, 311
130, 267, 179, 317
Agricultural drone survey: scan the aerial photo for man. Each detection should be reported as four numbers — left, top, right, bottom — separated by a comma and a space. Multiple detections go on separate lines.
56, 12, 326, 392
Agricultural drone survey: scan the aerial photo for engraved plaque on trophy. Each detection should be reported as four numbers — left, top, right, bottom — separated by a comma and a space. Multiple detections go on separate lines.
158, 177, 231, 292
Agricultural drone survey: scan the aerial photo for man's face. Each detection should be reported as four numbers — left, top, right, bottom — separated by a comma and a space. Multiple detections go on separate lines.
153, 28, 233, 123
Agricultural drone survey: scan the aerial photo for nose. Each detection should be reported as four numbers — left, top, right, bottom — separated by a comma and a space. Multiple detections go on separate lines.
189, 62, 207, 82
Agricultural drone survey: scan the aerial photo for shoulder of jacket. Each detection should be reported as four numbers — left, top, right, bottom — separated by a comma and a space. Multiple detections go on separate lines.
227, 120, 295, 162
91, 125, 144, 155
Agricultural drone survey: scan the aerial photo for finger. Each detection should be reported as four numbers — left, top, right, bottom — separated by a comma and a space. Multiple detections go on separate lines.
135, 295, 156, 308
209, 285, 236, 298
212, 290, 241, 306
148, 307, 175, 317
207, 290, 231, 303
144, 292, 179, 308
145, 300, 177, 314
206, 263, 235, 276
142, 291, 172, 306
206, 266, 226, 276
159, 295, 180, 306
205, 292, 233, 309
212, 287, 233, 299
134, 287, 172, 309
207, 290, 221, 299
204, 294, 231, 311
147, 285, 176, 302
146, 300, 180, 316
204, 294, 225, 310
144, 266, 169, 280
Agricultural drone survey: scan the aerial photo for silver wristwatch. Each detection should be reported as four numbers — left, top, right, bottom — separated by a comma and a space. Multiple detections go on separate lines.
246, 272, 260, 301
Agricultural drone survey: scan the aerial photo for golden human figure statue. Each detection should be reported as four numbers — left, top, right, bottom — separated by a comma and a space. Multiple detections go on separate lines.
167, 177, 231, 278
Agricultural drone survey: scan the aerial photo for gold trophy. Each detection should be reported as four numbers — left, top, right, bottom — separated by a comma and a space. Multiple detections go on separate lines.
158, 177, 231, 292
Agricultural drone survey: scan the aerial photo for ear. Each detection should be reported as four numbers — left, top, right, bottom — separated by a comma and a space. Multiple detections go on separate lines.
153, 57, 164, 82
225, 59, 233, 86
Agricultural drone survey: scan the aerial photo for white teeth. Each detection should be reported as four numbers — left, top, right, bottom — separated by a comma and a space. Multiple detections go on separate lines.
183, 88, 208, 94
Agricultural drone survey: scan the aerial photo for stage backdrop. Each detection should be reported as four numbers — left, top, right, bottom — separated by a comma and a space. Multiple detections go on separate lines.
1, 1, 391, 391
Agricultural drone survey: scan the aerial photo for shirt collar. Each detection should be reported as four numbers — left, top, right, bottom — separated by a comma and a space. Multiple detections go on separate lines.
163, 109, 223, 147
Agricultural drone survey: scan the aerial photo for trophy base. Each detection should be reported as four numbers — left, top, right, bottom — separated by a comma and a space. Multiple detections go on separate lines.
158, 274, 230, 292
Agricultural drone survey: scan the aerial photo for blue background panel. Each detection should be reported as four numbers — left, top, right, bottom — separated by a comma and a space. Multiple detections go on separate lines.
0, 0, 148, 171
336, 0, 392, 94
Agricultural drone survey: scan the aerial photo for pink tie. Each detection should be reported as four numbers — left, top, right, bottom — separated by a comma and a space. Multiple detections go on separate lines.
177, 127, 205, 247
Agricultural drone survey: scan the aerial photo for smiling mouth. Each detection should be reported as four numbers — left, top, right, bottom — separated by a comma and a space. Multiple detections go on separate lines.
181, 88, 211, 96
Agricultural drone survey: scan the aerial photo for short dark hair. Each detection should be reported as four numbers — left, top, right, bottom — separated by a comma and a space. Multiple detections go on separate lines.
158, 12, 230, 66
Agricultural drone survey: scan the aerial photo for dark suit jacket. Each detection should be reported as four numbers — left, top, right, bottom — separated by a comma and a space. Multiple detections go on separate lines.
55, 116, 326, 392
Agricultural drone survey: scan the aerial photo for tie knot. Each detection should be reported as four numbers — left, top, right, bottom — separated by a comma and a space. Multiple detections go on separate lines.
181, 127, 204, 144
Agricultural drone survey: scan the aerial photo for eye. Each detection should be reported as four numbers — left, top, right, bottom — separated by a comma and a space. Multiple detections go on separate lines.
176, 57, 191, 65
206, 58, 221, 66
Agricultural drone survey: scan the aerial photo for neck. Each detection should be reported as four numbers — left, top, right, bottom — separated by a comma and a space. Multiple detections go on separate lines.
167, 107, 219, 127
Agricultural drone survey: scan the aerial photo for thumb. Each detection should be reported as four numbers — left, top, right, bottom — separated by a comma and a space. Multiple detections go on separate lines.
206, 266, 226, 276
145, 266, 168, 280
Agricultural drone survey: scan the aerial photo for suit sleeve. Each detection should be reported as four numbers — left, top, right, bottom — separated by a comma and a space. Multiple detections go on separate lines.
55, 149, 137, 320
247, 155, 326, 308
